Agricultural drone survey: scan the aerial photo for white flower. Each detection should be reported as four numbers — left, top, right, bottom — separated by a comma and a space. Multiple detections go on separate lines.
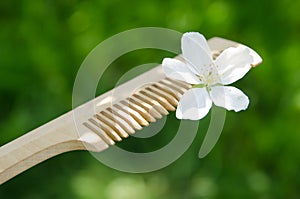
162, 32, 262, 120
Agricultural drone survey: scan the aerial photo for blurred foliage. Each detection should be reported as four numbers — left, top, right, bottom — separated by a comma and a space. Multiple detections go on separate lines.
0, 0, 300, 198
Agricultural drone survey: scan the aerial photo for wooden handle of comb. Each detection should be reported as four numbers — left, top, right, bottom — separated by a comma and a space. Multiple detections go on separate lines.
0, 111, 108, 185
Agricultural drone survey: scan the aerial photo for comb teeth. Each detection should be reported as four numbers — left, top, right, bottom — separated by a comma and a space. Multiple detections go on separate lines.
83, 78, 191, 145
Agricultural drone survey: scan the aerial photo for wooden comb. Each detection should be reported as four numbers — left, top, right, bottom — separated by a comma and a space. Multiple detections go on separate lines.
0, 37, 261, 184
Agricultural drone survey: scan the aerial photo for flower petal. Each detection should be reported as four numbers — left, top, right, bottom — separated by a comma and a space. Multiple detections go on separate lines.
215, 46, 253, 85
176, 88, 212, 120
162, 58, 202, 84
210, 86, 249, 112
181, 32, 213, 75
243, 45, 263, 67
183, 32, 212, 56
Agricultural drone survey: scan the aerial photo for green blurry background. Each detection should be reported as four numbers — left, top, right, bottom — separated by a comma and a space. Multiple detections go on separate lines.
1, 0, 300, 198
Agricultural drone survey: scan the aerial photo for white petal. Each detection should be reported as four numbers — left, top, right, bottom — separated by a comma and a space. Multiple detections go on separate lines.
162, 58, 202, 84
210, 86, 249, 112
181, 32, 213, 75
176, 88, 212, 120
215, 46, 253, 85
241, 44, 263, 67
183, 32, 212, 56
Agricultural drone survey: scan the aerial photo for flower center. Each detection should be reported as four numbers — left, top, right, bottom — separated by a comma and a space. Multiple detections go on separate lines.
205, 70, 219, 85
196, 63, 220, 87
